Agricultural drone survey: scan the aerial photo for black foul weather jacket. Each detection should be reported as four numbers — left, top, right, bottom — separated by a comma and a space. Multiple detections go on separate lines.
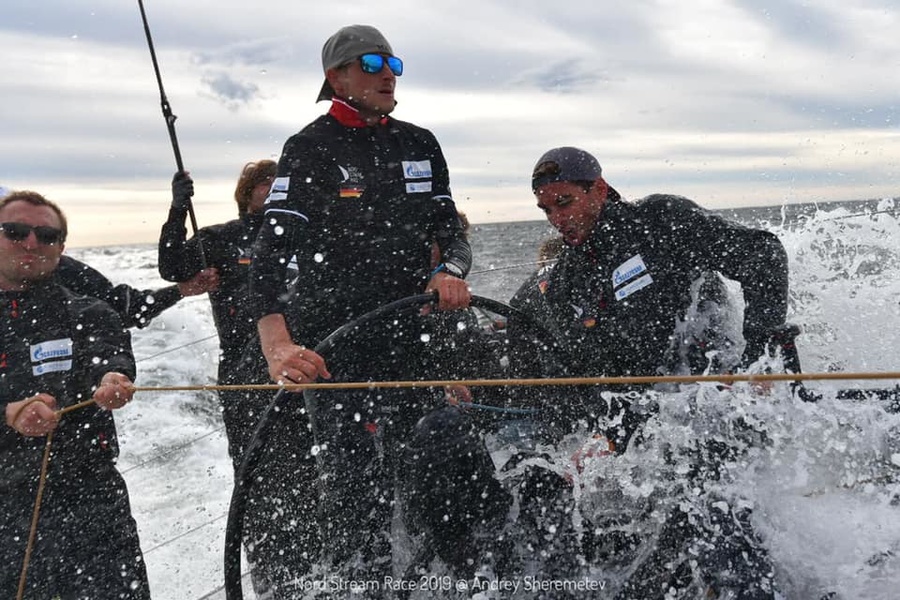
0, 281, 136, 483
512, 192, 789, 379
250, 100, 472, 347
158, 209, 263, 377
0, 283, 135, 482
0, 282, 149, 599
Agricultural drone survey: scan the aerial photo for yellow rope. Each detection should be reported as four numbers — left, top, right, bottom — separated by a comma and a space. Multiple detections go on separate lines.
17, 431, 53, 600
129, 370, 900, 393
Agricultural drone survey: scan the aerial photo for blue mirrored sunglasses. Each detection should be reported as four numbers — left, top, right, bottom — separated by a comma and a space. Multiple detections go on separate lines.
358, 53, 403, 76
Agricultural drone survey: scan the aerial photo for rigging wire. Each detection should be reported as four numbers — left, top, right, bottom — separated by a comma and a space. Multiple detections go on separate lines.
136, 333, 218, 363
119, 425, 226, 475
142, 513, 227, 555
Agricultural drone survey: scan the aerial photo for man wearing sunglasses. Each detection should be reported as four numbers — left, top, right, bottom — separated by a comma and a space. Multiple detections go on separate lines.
249, 23, 472, 595
0, 191, 150, 599
0, 185, 217, 331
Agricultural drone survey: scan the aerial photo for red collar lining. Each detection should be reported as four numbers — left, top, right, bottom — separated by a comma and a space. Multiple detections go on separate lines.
328, 98, 389, 127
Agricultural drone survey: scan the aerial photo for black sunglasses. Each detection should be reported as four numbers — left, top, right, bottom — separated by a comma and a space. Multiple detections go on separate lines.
358, 53, 403, 76
0, 222, 65, 245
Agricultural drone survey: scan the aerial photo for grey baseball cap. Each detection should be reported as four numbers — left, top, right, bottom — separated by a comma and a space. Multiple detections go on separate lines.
531, 146, 603, 191
316, 25, 394, 103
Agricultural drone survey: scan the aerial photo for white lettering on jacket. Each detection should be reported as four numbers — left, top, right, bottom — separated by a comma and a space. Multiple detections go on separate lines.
31, 338, 74, 376
613, 255, 648, 287
31, 338, 73, 362
612, 255, 653, 301
402, 160, 432, 179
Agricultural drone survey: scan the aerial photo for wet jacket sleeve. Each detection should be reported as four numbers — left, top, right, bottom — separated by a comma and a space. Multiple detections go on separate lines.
56, 256, 182, 329
249, 136, 312, 320
158, 206, 206, 282
78, 297, 137, 383
650, 196, 789, 365
431, 196, 472, 277
424, 136, 472, 277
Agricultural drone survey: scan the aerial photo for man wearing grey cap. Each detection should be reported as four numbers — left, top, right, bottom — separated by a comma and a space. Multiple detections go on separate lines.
248, 24, 473, 594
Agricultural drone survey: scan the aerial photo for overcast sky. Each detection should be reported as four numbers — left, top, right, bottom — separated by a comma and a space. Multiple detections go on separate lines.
2, 0, 899, 247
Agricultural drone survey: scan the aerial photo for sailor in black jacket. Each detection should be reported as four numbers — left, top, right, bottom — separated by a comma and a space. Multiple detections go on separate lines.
157, 160, 309, 597
248, 25, 473, 594
0, 191, 148, 599
158, 162, 272, 394
516, 147, 788, 381
507, 148, 784, 599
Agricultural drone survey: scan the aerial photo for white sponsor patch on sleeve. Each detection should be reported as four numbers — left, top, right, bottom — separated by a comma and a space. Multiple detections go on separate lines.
406, 181, 433, 194
402, 160, 432, 179
265, 177, 290, 204
612, 254, 653, 301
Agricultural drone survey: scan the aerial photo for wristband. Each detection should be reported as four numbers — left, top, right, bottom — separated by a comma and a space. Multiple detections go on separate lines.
429, 263, 447, 279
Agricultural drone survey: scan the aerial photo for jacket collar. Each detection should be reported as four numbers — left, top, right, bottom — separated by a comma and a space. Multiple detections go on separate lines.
579, 188, 627, 256
328, 98, 390, 128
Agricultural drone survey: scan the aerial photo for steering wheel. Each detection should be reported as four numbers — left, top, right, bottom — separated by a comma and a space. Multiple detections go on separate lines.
223, 293, 567, 599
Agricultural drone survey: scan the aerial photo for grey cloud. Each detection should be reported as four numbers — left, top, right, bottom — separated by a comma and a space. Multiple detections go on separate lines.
192, 39, 294, 68
201, 73, 261, 109
519, 59, 611, 94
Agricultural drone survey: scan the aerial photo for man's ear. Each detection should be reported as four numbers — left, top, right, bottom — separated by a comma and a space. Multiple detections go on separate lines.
325, 67, 345, 97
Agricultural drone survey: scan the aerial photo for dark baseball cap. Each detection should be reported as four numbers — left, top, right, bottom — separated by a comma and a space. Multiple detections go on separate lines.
531, 146, 603, 191
316, 25, 394, 103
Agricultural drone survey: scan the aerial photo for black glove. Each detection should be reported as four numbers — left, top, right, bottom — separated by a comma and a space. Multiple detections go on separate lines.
171, 171, 194, 210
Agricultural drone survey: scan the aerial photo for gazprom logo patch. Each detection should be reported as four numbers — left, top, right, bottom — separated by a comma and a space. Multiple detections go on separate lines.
31, 338, 73, 362
612, 255, 648, 287
402, 160, 432, 179
31, 338, 74, 376
612, 255, 653, 301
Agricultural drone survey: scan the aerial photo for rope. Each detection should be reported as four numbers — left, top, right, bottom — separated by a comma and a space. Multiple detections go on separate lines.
17, 432, 53, 600
129, 370, 900, 393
